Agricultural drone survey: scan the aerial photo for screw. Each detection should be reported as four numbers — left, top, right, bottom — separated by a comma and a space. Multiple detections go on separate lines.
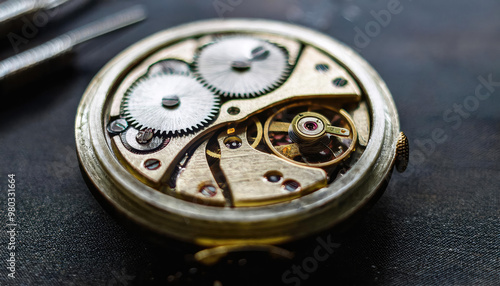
231, 60, 251, 71
315, 63, 329, 72
136, 128, 154, 144
333, 77, 348, 87
227, 106, 240, 115
231, 46, 270, 71
200, 185, 217, 197
282, 180, 301, 192
107, 118, 128, 135
251, 46, 270, 61
144, 159, 161, 170
162, 95, 180, 108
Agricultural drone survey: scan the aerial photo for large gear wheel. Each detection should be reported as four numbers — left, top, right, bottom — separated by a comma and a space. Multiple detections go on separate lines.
194, 36, 290, 98
121, 73, 220, 136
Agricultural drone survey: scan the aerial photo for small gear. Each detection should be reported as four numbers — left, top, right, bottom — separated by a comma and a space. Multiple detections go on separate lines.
263, 103, 357, 167
194, 36, 290, 98
121, 73, 220, 136
147, 59, 191, 76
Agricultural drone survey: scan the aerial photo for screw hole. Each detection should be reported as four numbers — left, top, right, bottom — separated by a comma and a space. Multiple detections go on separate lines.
264, 171, 283, 183
227, 106, 240, 115
223, 136, 242, 149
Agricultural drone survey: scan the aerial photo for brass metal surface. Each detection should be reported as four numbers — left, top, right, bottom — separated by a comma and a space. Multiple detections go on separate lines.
110, 44, 361, 184
175, 140, 226, 206
217, 125, 327, 207
352, 101, 371, 147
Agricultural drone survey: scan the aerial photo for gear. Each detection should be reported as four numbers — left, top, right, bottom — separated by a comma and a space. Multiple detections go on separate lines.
121, 73, 220, 136
147, 59, 191, 76
263, 103, 357, 168
194, 36, 290, 98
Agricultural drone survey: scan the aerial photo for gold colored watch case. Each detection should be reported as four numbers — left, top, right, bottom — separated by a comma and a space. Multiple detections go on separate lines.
75, 19, 403, 247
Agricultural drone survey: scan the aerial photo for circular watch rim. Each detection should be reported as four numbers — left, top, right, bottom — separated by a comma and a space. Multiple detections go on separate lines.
75, 18, 400, 247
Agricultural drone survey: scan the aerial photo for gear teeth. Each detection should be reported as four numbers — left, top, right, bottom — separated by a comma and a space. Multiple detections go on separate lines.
193, 35, 291, 98
120, 72, 220, 137
146, 59, 191, 76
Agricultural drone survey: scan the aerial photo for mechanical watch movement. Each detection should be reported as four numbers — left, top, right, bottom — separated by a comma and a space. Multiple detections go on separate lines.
75, 19, 409, 249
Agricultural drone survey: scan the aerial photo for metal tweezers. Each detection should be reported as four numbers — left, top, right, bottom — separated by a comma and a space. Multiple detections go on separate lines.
0, 3, 146, 92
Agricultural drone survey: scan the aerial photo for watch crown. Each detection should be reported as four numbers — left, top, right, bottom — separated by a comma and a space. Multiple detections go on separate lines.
395, 132, 409, 173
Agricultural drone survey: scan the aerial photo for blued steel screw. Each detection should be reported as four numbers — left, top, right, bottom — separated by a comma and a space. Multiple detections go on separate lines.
200, 185, 217, 197
107, 118, 128, 135
251, 46, 270, 61
332, 77, 348, 87
144, 159, 161, 170
282, 180, 301, 192
315, 63, 329, 73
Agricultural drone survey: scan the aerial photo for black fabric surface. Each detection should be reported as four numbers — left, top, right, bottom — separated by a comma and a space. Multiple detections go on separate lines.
1, 0, 499, 285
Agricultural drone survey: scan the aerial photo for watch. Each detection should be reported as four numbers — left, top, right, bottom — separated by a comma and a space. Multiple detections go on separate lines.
75, 18, 409, 271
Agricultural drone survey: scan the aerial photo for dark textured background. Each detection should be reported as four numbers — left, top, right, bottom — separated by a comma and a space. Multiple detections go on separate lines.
1, 0, 499, 285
